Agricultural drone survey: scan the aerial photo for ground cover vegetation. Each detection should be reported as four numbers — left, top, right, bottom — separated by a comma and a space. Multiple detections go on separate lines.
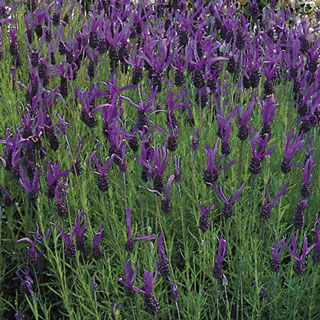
0, 0, 320, 319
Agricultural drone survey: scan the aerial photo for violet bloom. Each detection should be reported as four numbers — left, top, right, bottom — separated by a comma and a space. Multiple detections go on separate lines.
19, 166, 40, 203
89, 151, 114, 192
46, 161, 72, 198
311, 215, 320, 262
55, 180, 68, 217
74, 210, 87, 250
110, 301, 123, 320
50, 222, 76, 257
212, 183, 245, 219
203, 141, 236, 185
297, 156, 315, 198
259, 95, 277, 141
293, 198, 307, 229
281, 129, 304, 174
17, 223, 42, 264
270, 232, 286, 272
284, 233, 315, 275
142, 259, 160, 315
191, 127, 199, 152
212, 236, 227, 279
161, 175, 175, 213
154, 121, 179, 152
248, 131, 274, 175
71, 136, 83, 176
16, 267, 36, 301
92, 222, 103, 260
198, 202, 214, 232
157, 233, 171, 276
0, 185, 13, 207
125, 208, 156, 252
119, 259, 143, 297
168, 276, 179, 301
260, 177, 287, 219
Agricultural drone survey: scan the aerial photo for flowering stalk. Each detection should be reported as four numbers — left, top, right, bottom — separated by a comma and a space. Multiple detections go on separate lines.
212, 236, 227, 279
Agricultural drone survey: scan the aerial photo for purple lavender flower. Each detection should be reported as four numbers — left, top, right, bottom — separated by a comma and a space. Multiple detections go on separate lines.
19, 166, 40, 203
50, 222, 76, 257
92, 222, 103, 260
154, 121, 179, 152
125, 208, 156, 252
297, 156, 315, 198
285, 233, 315, 275
212, 184, 245, 219
259, 95, 277, 141
311, 215, 320, 262
168, 276, 179, 301
88, 151, 114, 192
248, 131, 274, 175
270, 232, 286, 272
191, 127, 199, 152
142, 259, 160, 315
260, 177, 287, 219
16, 267, 36, 301
0, 185, 13, 206
203, 141, 236, 185
119, 259, 144, 297
157, 233, 171, 276
110, 301, 123, 320
198, 202, 214, 232
74, 210, 87, 250
17, 223, 42, 264
54, 181, 68, 217
212, 236, 227, 279
281, 129, 304, 174
293, 198, 307, 229
71, 136, 83, 176
46, 161, 72, 198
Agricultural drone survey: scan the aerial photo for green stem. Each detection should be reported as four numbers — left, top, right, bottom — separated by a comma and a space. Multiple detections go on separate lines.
288, 276, 300, 320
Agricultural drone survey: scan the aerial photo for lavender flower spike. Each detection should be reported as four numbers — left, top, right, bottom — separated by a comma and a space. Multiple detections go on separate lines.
260, 177, 287, 219
50, 222, 76, 257
212, 235, 227, 279
269, 231, 286, 272
284, 233, 315, 275
168, 276, 179, 301
198, 202, 214, 232
298, 156, 315, 198
311, 215, 320, 262
281, 129, 304, 174
19, 166, 40, 203
17, 223, 41, 264
204, 141, 236, 185
93, 222, 103, 260
212, 183, 245, 219
16, 267, 36, 301
119, 259, 144, 297
74, 210, 87, 250
157, 233, 170, 276
143, 259, 160, 315
125, 208, 156, 252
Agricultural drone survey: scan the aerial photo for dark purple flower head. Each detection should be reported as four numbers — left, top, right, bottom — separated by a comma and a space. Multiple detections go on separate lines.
284, 233, 315, 275
110, 301, 123, 320
191, 127, 199, 151
204, 141, 236, 184
46, 161, 72, 197
71, 136, 83, 175
157, 232, 171, 276
74, 210, 87, 250
50, 222, 76, 257
16, 267, 36, 301
168, 276, 179, 301
270, 232, 286, 263
119, 259, 144, 296
17, 223, 42, 263
212, 235, 227, 279
125, 208, 156, 252
260, 177, 287, 219
0, 185, 13, 206
19, 166, 40, 202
